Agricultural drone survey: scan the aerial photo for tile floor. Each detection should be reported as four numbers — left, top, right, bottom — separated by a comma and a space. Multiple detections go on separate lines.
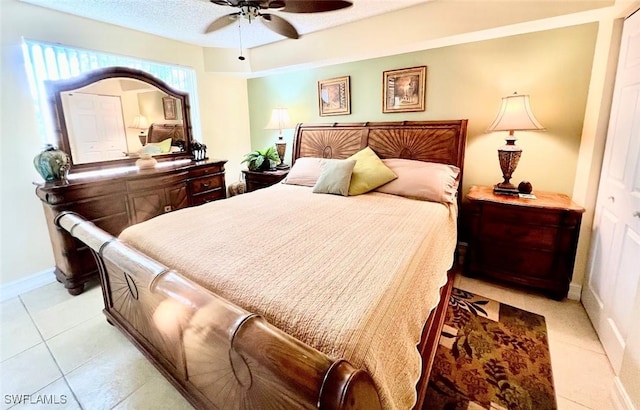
0, 275, 616, 409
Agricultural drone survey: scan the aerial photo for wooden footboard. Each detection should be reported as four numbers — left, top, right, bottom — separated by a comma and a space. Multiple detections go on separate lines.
56, 211, 381, 409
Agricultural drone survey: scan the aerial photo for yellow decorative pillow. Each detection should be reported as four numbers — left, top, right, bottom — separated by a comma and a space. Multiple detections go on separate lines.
145, 137, 173, 154
346, 147, 397, 195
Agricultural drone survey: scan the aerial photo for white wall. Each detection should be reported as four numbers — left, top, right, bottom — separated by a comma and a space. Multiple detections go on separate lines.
0, 0, 251, 286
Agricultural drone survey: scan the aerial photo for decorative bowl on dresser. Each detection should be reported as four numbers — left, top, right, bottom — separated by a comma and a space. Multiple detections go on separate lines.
34, 66, 227, 295
464, 185, 585, 300
242, 169, 289, 192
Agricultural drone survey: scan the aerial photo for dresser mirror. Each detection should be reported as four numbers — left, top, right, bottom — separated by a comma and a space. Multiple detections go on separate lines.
46, 67, 193, 171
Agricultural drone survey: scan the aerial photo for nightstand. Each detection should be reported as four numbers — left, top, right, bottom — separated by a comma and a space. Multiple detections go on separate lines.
242, 169, 289, 192
464, 186, 585, 300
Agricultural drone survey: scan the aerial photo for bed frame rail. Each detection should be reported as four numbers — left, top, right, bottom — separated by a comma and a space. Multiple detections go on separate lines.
56, 211, 381, 410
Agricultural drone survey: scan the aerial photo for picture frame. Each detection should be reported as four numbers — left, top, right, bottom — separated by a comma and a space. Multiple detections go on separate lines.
318, 76, 351, 116
162, 97, 177, 120
382, 66, 427, 113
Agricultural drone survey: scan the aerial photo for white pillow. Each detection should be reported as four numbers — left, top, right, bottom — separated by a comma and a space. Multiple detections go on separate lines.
375, 159, 460, 203
283, 157, 322, 187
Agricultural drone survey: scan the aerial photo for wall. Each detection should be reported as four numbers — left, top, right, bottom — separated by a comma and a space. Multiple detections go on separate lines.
0, 0, 251, 286
247, 24, 598, 198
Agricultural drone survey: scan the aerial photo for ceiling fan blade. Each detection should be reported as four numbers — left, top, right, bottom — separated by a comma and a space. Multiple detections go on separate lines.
210, 0, 237, 6
204, 12, 240, 33
280, 0, 352, 13
260, 14, 299, 39
263, 0, 286, 9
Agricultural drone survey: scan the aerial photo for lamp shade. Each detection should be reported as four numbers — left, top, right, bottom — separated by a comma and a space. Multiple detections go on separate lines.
131, 115, 149, 130
264, 108, 293, 131
487, 93, 544, 132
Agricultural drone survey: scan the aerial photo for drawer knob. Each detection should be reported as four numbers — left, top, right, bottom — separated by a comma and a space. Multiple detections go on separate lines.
608, 196, 615, 203
202, 183, 210, 188
634, 211, 640, 219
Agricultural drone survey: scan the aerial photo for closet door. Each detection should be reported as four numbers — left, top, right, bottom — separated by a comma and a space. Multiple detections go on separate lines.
62, 93, 128, 163
582, 9, 640, 373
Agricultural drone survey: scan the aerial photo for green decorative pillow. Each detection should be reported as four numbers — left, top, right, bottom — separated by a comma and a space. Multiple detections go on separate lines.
346, 147, 397, 195
312, 159, 356, 196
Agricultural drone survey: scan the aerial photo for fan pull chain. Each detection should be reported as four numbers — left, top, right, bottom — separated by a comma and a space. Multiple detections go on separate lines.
238, 18, 245, 61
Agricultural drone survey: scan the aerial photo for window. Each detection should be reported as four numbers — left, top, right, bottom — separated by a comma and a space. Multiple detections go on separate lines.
22, 39, 202, 144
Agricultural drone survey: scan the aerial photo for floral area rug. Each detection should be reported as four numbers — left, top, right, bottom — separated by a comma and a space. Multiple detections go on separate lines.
425, 288, 557, 410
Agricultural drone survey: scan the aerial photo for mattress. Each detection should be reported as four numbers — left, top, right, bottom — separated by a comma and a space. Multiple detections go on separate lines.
119, 183, 457, 409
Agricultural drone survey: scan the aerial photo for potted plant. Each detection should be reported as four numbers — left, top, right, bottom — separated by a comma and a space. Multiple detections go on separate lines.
242, 146, 280, 171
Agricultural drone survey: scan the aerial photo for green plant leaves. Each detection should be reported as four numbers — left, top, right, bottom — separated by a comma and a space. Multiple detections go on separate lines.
241, 146, 280, 171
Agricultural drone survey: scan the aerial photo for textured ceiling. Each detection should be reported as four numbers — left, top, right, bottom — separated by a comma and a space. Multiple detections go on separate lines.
20, 0, 430, 49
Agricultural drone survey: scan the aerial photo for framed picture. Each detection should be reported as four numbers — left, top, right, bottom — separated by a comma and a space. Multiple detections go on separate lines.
162, 97, 177, 120
382, 66, 427, 113
318, 76, 350, 116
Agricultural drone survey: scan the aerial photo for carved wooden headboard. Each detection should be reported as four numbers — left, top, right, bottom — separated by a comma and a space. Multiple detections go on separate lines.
292, 120, 468, 193
147, 123, 186, 146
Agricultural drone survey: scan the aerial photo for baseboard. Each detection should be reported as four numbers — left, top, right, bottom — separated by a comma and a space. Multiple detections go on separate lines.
0, 268, 56, 302
612, 376, 636, 410
567, 282, 582, 301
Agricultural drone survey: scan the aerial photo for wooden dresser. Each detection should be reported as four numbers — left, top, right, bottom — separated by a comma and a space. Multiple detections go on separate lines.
464, 185, 584, 300
35, 159, 226, 295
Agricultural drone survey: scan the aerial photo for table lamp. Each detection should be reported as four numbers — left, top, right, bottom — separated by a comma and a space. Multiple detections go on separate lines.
487, 92, 545, 195
131, 115, 150, 146
265, 108, 294, 170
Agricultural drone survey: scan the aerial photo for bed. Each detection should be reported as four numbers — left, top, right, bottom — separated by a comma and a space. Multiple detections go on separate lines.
56, 120, 467, 409
145, 123, 187, 151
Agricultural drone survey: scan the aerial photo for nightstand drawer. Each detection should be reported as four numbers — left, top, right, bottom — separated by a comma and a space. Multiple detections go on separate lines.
190, 175, 224, 194
482, 204, 560, 226
476, 241, 555, 279
479, 221, 557, 249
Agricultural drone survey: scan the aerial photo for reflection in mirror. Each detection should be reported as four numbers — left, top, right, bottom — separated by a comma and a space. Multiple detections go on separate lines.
46, 67, 193, 172
60, 78, 184, 164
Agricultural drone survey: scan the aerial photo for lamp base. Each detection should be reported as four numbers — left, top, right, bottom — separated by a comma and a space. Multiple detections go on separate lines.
275, 163, 290, 170
493, 182, 520, 196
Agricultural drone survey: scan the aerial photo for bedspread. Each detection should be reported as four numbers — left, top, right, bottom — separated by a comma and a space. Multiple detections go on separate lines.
119, 183, 457, 409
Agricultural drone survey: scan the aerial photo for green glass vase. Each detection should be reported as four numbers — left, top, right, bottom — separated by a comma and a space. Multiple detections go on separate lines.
34, 144, 70, 181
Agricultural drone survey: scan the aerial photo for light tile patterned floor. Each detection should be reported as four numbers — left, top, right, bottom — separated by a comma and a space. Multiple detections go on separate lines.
0, 275, 615, 409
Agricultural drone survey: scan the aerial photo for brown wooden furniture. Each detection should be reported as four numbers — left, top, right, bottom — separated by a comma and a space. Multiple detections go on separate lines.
146, 123, 186, 146
35, 160, 226, 295
242, 169, 289, 192
464, 185, 584, 300
55, 120, 467, 409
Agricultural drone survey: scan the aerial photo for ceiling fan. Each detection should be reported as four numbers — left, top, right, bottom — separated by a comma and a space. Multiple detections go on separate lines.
205, 1, 354, 41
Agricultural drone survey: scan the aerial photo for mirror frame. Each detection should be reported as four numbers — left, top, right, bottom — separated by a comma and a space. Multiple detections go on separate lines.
45, 66, 193, 172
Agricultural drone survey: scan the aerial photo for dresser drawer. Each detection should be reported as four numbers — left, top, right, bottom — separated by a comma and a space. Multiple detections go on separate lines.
481, 204, 561, 226
62, 194, 128, 221
127, 172, 188, 191
189, 174, 224, 194
38, 180, 126, 205
479, 220, 557, 249
189, 164, 225, 178
192, 189, 225, 206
